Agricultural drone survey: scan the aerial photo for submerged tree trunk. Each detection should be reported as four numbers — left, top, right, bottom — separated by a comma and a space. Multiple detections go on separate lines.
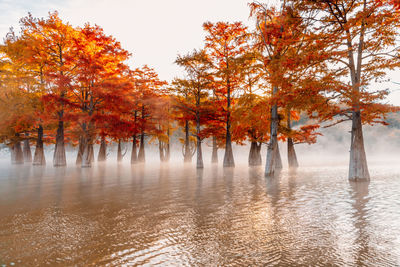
76, 136, 84, 165
166, 129, 170, 162
138, 132, 145, 163
196, 117, 203, 169
197, 138, 203, 169
81, 138, 93, 168
12, 139, 24, 165
211, 136, 218, 164
10, 146, 15, 164
287, 112, 299, 169
23, 136, 32, 163
276, 144, 282, 169
53, 119, 66, 167
223, 79, 235, 167
159, 129, 171, 163
159, 143, 170, 163
89, 143, 94, 163
249, 141, 262, 166
33, 125, 46, 166
131, 135, 137, 164
265, 86, 282, 176
166, 143, 170, 162
117, 140, 123, 162
287, 138, 298, 169
349, 111, 370, 181
224, 129, 235, 167
159, 141, 166, 162
98, 136, 107, 162
183, 120, 193, 163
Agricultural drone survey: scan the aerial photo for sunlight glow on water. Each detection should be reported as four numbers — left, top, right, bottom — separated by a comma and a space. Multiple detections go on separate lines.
0, 163, 399, 266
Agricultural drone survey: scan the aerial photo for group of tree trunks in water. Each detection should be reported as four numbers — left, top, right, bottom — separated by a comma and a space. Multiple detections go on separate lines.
2, 0, 400, 182
8, 132, 289, 170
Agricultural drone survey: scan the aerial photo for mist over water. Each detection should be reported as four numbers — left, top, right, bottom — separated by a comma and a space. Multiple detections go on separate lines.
1, 157, 400, 265
1, 124, 400, 266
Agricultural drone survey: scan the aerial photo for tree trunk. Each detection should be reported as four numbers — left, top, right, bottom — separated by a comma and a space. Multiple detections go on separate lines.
276, 144, 282, 169
159, 141, 166, 162
81, 138, 93, 168
249, 142, 257, 166
98, 136, 107, 162
131, 135, 137, 164
159, 141, 170, 163
223, 131, 235, 167
117, 139, 123, 162
76, 136, 84, 165
249, 141, 262, 166
287, 138, 298, 169
33, 125, 46, 166
166, 142, 170, 162
287, 112, 299, 169
197, 138, 203, 169
211, 136, 218, 164
23, 136, 32, 163
183, 120, 192, 163
138, 132, 145, 163
10, 146, 15, 164
196, 118, 203, 169
12, 140, 24, 165
265, 86, 282, 176
223, 77, 235, 167
53, 120, 66, 167
89, 143, 94, 163
349, 111, 370, 181
166, 129, 170, 162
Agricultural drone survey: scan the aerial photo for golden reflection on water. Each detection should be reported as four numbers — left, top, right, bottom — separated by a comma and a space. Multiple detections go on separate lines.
0, 163, 400, 266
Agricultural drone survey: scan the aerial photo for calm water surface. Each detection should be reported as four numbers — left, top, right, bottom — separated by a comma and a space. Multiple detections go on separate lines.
0, 163, 400, 266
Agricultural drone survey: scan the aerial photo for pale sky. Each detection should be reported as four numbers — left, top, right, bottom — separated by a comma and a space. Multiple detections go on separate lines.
1, 0, 400, 105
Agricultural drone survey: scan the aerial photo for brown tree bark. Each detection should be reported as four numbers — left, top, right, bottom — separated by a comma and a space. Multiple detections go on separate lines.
223, 131, 235, 167
159, 141, 167, 163
159, 130, 171, 163
12, 139, 24, 165
81, 138, 93, 168
249, 141, 262, 166
165, 129, 170, 162
117, 139, 123, 162
287, 138, 298, 169
349, 111, 370, 181
166, 143, 170, 162
196, 113, 203, 169
23, 136, 32, 163
33, 125, 46, 166
196, 138, 203, 169
138, 106, 146, 163
138, 132, 145, 163
53, 119, 66, 167
223, 79, 235, 167
183, 120, 193, 163
131, 135, 137, 164
76, 136, 84, 165
265, 86, 282, 176
287, 111, 299, 169
98, 136, 107, 162
10, 146, 15, 164
211, 136, 218, 164
89, 143, 94, 163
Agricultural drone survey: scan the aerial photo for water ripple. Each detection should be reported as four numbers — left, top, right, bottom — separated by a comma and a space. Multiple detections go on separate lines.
0, 163, 399, 266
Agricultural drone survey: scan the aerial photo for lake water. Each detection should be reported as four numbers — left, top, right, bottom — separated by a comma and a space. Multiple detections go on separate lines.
0, 162, 400, 266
